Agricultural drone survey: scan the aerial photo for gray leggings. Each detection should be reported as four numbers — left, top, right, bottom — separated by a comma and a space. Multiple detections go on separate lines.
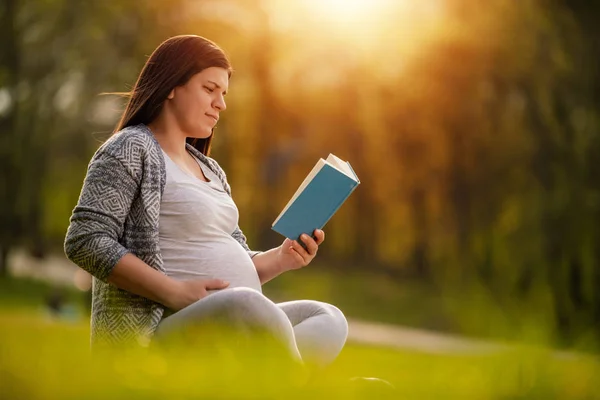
154, 287, 348, 366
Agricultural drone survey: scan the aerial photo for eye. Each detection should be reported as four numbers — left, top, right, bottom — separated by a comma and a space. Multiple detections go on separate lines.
204, 86, 215, 93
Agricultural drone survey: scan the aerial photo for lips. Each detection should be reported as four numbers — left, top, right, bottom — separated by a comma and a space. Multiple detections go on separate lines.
206, 114, 219, 123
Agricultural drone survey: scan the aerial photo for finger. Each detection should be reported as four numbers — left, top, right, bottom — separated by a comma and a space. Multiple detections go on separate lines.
300, 233, 319, 256
289, 247, 306, 265
204, 279, 230, 290
292, 238, 310, 261
313, 229, 325, 245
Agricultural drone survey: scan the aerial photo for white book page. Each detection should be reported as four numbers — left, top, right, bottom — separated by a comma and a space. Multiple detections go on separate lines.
326, 154, 357, 181
272, 159, 326, 225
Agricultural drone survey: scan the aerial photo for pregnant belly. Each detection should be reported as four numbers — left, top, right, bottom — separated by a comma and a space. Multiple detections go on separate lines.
160, 237, 262, 293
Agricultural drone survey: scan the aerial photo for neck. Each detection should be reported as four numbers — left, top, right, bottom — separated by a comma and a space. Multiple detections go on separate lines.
148, 115, 188, 160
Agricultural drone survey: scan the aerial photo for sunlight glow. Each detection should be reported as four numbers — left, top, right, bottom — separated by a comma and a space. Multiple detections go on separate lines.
265, 0, 448, 90
268, 0, 444, 53
307, 0, 394, 23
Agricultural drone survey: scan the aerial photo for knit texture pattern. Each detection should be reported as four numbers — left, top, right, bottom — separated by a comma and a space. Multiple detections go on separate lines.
64, 124, 257, 346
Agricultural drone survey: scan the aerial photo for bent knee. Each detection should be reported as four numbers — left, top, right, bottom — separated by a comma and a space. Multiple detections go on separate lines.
216, 287, 270, 308
212, 287, 280, 321
320, 303, 349, 339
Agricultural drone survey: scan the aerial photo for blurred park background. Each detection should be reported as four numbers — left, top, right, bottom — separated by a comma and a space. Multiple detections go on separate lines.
2, 0, 600, 398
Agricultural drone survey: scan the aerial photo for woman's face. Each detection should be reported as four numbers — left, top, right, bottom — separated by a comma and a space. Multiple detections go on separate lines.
167, 66, 229, 138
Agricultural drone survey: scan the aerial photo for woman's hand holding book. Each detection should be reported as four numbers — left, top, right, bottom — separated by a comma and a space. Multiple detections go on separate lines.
276, 229, 325, 271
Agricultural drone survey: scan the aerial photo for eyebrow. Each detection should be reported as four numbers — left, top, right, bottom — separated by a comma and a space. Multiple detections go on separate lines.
207, 80, 227, 95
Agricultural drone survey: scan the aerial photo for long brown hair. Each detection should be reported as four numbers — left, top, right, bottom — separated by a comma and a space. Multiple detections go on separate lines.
113, 35, 232, 155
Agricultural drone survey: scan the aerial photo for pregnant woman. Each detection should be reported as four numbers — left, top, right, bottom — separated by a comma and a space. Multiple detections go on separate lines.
64, 35, 348, 368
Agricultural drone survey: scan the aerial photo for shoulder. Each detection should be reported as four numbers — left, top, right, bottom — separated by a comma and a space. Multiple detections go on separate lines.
204, 155, 227, 177
98, 124, 159, 158
94, 124, 162, 180
186, 145, 231, 193
204, 156, 232, 194
186, 145, 226, 176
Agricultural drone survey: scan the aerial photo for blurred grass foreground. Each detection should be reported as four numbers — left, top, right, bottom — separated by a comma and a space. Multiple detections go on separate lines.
1, 276, 599, 399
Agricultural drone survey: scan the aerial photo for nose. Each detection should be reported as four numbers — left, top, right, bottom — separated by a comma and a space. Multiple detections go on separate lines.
213, 95, 226, 112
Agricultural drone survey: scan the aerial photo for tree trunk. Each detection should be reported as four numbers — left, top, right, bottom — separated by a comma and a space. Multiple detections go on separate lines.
410, 187, 430, 280
0, 0, 19, 278
0, 245, 8, 277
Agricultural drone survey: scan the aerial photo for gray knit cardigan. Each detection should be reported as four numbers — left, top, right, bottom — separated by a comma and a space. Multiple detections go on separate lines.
64, 124, 257, 346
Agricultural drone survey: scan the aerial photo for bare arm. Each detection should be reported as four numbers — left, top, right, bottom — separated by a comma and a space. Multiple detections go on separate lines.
108, 254, 178, 308
108, 253, 229, 311
252, 246, 286, 285
252, 230, 325, 285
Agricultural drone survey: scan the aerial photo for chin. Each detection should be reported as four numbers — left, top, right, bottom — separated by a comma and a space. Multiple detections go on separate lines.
187, 126, 213, 139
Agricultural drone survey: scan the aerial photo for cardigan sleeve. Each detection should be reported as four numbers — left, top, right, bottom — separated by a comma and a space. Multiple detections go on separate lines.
64, 150, 140, 282
232, 227, 261, 259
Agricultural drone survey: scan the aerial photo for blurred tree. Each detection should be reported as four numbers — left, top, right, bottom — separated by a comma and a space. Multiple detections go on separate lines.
558, 0, 600, 340
0, 0, 188, 271
0, 0, 19, 276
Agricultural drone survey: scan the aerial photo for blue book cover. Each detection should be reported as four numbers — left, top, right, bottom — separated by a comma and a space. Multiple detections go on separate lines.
272, 154, 360, 241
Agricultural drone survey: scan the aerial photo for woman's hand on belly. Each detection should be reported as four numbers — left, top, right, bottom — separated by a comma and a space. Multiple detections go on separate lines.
165, 278, 230, 311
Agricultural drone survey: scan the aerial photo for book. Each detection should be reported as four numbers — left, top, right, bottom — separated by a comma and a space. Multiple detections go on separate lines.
272, 154, 360, 241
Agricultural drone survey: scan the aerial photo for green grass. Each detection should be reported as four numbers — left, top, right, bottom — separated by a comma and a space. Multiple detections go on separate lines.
1, 275, 599, 399
1, 310, 599, 399
0, 275, 88, 311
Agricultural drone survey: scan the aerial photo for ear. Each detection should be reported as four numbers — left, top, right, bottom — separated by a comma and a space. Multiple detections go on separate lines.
167, 89, 175, 100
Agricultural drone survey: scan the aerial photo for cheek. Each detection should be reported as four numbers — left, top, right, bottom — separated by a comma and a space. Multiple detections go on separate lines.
185, 92, 210, 117
173, 98, 192, 123
196, 91, 213, 109
172, 88, 213, 130
175, 93, 202, 120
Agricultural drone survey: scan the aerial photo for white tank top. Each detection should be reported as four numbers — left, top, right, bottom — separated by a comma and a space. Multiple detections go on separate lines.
158, 149, 262, 293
